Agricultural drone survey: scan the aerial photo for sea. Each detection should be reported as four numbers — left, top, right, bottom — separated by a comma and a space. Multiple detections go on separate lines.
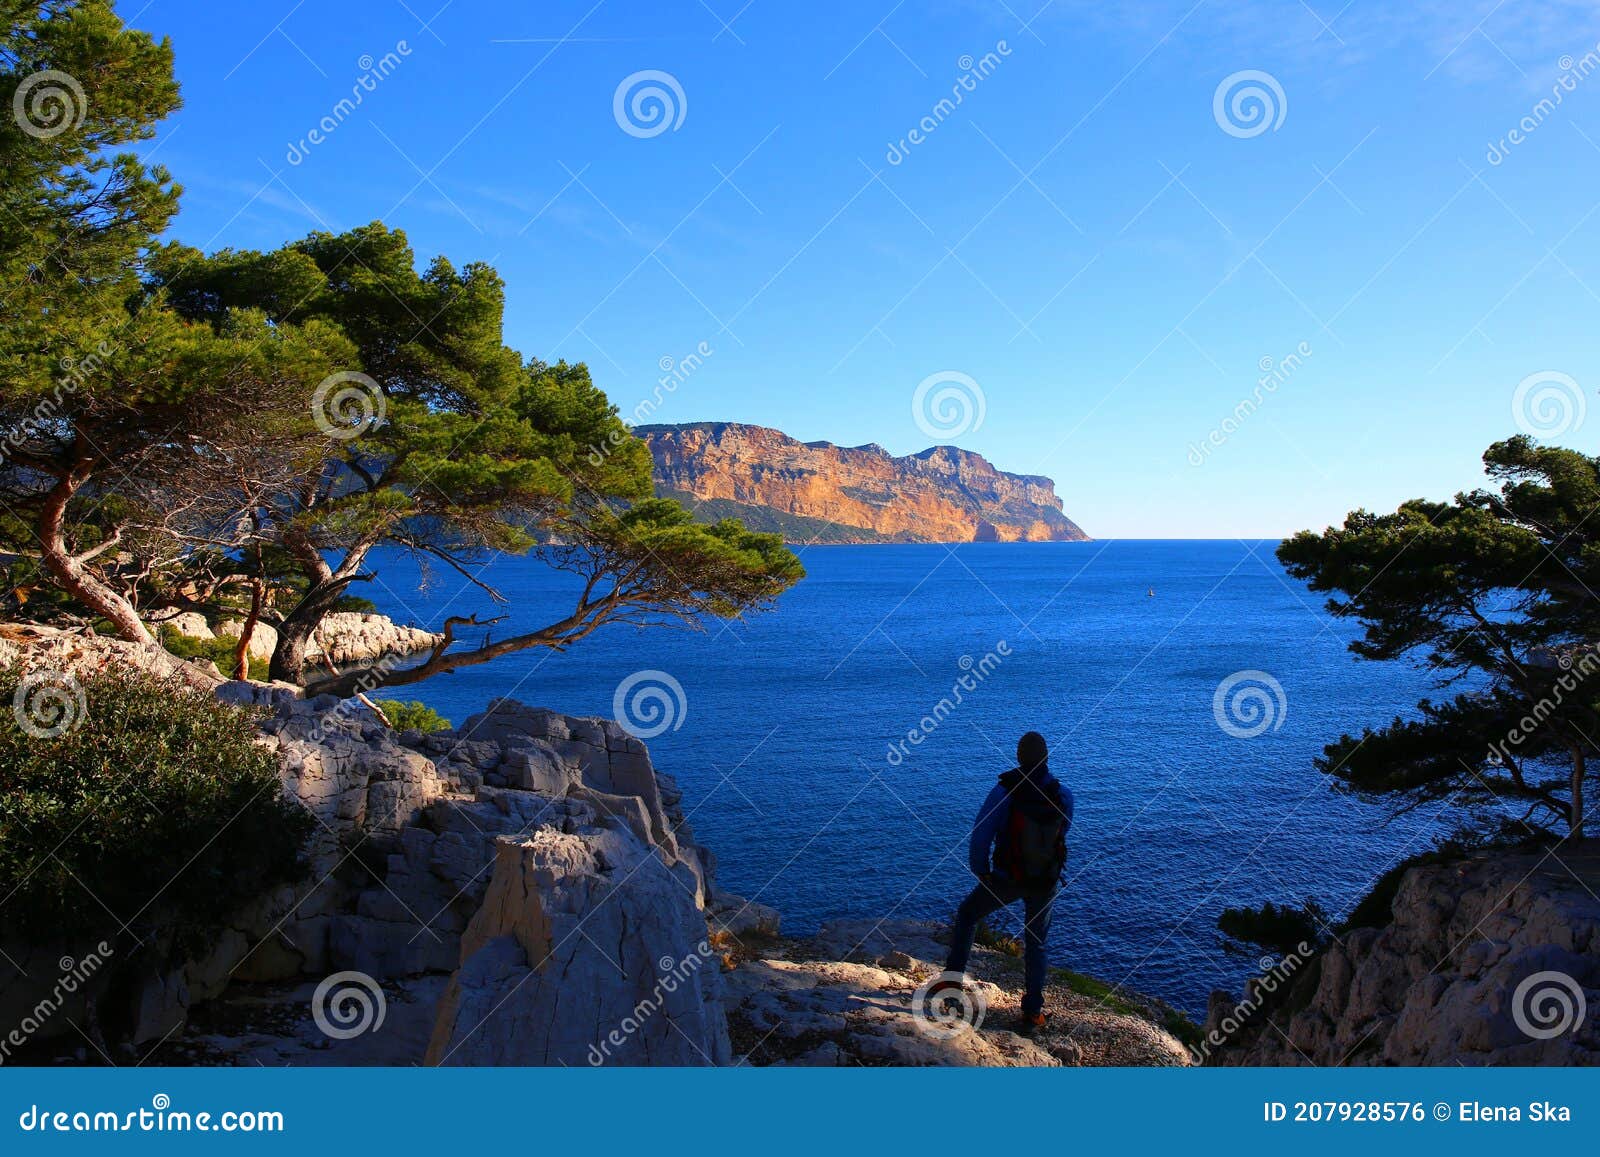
361, 539, 1454, 1015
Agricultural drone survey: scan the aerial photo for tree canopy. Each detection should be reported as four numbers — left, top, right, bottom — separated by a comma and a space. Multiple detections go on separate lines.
1278, 437, 1600, 839
0, 0, 803, 690
0, 0, 342, 643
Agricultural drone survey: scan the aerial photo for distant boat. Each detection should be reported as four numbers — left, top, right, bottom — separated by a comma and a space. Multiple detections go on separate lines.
1147, 588, 1155, 597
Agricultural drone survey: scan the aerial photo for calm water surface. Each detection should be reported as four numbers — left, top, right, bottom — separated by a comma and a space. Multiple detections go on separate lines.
363, 540, 1450, 1013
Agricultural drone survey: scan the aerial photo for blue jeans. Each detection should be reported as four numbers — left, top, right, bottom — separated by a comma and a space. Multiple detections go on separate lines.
943, 879, 1057, 1015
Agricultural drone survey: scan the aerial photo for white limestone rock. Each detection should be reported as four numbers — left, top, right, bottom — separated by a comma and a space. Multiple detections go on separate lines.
214, 618, 278, 661
305, 612, 442, 666
1205, 844, 1600, 1066
156, 611, 213, 640
426, 829, 730, 1066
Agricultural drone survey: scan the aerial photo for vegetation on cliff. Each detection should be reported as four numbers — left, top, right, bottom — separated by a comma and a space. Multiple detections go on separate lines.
1278, 437, 1600, 839
0, 1, 803, 697
1219, 438, 1598, 975
370, 698, 452, 733
0, 665, 309, 947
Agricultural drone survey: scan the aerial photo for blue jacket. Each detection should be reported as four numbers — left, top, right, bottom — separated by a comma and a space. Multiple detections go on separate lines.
969, 770, 1073, 877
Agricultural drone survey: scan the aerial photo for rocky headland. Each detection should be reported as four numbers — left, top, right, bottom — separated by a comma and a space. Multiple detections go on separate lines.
639, 422, 1088, 544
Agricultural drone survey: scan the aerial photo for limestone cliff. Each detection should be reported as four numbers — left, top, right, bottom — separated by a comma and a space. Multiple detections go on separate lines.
638, 422, 1088, 544
1203, 845, 1600, 1065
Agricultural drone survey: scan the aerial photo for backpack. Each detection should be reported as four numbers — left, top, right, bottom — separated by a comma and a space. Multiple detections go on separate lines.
993, 769, 1067, 887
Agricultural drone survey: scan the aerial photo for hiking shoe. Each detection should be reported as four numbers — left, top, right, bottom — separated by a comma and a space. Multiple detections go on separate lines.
1018, 1010, 1047, 1033
924, 977, 967, 1012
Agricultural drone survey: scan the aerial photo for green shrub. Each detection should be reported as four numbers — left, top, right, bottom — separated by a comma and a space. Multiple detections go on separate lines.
974, 919, 1023, 957
0, 665, 310, 950
370, 699, 451, 733
158, 626, 269, 680
1217, 898, 1331, 954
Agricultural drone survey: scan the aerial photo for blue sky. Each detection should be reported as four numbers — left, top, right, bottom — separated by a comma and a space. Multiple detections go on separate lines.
130, 0, 1600, 536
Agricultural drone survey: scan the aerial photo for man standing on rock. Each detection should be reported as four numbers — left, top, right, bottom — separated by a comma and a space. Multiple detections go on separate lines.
939, 731, 1073, 1032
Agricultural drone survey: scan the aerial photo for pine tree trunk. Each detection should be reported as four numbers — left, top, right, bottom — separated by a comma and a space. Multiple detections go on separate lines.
268, 585, 342, 685
268, 607, 317, 684
233, 577, 264, 681
37, 468, 153, 645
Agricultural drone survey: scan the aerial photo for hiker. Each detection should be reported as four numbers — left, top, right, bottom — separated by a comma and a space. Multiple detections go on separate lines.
941, 730, 1073, 1031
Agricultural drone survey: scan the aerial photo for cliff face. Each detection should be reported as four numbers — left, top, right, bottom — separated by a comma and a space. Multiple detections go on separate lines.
1204, 845, 1600, 1066
638, 422, 1088, 544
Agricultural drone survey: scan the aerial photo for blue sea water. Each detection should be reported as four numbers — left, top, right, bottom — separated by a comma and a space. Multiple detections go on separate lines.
361, 540, 1453, 1014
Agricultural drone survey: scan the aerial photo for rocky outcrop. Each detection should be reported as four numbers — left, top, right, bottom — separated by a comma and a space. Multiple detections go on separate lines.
639, 422, 1088, 543
0, 631, 1191, 1069
724, 919, 1191, 1066
305, 612, 441, 666
1204, 844, 1600, 1065
0, 622, 221, 691
0, 622, 737, 1065
425, 826, 728, 1065
211, 692, 732, 1066
159, 610, 441, 667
